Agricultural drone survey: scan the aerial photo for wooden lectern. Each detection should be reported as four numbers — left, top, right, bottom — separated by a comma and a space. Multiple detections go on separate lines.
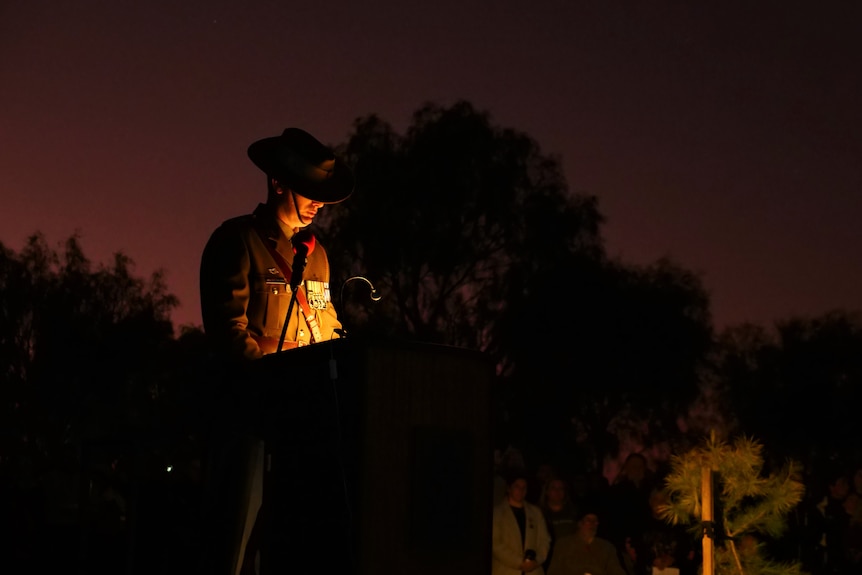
256, 336, 494, 575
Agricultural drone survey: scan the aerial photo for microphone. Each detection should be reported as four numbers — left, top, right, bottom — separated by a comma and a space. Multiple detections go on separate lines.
290, 229, 316, 290
340, 276, 382, 308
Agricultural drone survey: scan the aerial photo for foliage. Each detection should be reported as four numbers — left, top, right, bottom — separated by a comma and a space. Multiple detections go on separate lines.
0, 232, 186, 482
662, 433, 806, 575
510, 255, 715, 467
317, 99, 605, 353
316, 100, 716, 469
712, 310, 862, 469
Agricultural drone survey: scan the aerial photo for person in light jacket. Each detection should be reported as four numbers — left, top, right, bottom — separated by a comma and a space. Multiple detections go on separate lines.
493, 469, 552, 575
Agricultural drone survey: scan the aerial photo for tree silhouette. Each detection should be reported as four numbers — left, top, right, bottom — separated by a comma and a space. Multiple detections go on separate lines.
1, 233, 178, 465
713, 310, 862, 470
0, 232, 211, 572
316, 100, 715, 470
509, 255, 714, 470
317, 100, 605, 354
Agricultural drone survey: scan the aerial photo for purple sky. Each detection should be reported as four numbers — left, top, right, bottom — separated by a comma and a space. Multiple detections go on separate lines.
2, 1, 860, 332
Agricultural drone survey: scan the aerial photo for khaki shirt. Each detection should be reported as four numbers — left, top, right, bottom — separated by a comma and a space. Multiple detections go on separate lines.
200, 203, 342, 361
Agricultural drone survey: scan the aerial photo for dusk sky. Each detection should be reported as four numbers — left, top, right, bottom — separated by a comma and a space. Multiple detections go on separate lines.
2, 1, 860, 333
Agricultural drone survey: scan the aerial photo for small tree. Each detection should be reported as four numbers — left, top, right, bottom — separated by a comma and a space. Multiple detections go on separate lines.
661, 432, 806, 575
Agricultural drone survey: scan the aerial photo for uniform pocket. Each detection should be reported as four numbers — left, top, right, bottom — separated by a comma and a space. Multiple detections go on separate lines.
252, 273, 288, 336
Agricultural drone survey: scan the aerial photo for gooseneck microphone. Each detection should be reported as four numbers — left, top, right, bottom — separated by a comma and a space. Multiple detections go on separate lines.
290, 229, 316, 290
335, 276, 383, 338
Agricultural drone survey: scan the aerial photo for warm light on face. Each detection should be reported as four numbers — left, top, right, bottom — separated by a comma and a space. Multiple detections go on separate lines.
272, 183, 325, 229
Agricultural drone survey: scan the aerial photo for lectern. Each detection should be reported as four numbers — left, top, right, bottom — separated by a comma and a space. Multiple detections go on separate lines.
256, 337, 494, 575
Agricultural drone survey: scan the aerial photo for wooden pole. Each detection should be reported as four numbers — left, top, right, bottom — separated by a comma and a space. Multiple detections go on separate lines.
701, 465, 714, 575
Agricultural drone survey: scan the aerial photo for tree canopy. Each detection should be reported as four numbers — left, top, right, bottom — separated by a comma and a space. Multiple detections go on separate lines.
713, 310, 862, 469
318, 100, 605, 353
317, 100, 715, 468
0, 233, 207, 483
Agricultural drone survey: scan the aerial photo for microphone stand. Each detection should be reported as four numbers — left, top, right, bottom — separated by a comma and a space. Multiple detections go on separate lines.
276, 291, 300, 353
276, 251, 308, 353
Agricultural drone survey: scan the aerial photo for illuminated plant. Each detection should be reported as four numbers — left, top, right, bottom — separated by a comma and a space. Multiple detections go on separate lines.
661, 432, 806, 575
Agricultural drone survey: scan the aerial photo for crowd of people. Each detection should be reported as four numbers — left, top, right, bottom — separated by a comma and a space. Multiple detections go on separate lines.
492, 448, 862, 575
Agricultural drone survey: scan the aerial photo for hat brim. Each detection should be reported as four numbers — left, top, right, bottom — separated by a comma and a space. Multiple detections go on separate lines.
248, 134, 354, 204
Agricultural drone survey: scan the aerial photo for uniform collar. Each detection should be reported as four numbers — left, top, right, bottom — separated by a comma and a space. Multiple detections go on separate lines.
253, 202, 303, 241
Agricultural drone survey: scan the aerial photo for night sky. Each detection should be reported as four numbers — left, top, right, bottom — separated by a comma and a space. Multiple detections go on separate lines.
2, 1, 860, 332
